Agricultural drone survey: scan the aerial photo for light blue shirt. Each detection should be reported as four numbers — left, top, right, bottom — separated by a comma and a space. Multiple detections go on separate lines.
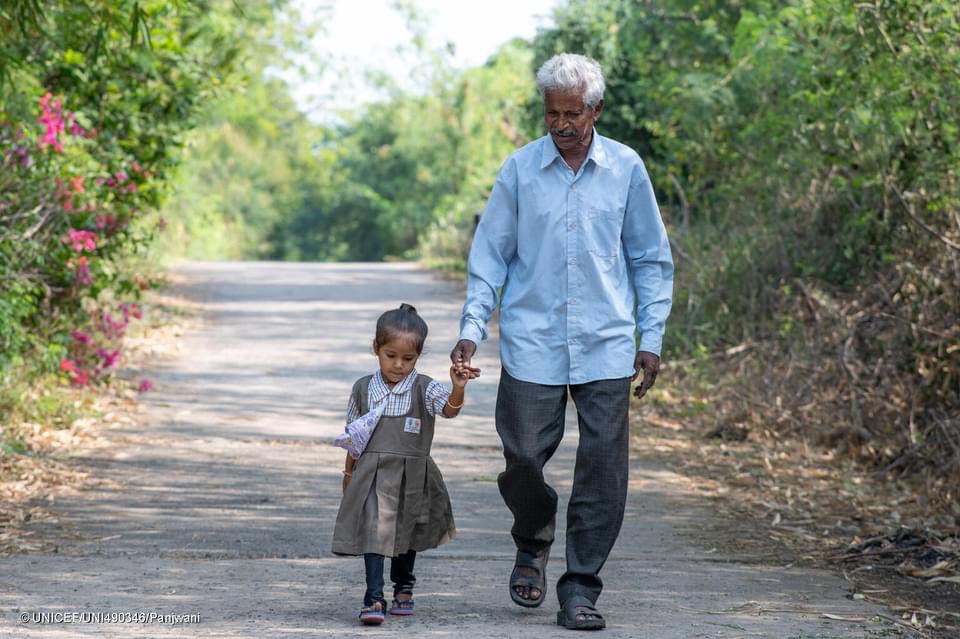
459, 131, 674, 385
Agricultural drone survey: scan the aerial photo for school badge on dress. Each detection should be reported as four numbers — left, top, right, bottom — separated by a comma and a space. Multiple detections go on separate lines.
403, 417, 421, 434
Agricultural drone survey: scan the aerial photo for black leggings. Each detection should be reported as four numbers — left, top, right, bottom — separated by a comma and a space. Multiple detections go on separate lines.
363, 550, 416, 607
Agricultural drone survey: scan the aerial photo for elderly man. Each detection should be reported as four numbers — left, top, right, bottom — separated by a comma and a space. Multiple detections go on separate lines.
450, 53, 673, 630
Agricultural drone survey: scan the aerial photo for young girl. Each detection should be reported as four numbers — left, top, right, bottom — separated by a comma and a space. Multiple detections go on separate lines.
332, 303, 479, 625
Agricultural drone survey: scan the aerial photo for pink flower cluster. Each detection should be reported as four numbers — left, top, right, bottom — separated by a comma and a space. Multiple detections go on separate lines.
60, 358, 89, 387
96, 169, 140, 194
38, 93, 65, 152
61, 303, 145, 387
65, 229, 98, 253
37, 92, 93, 153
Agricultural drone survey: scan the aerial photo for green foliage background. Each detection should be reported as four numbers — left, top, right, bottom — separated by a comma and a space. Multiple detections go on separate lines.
3, 0, 957, 492
0, 0, 305, 428
160, 0, 958, 490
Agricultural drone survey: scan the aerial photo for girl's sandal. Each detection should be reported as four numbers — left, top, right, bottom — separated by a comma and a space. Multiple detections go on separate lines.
359, 602, 385, 625
389, 597, 415, 616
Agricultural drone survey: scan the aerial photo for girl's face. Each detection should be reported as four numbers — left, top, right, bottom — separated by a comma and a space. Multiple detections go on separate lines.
375, 332, 421, 386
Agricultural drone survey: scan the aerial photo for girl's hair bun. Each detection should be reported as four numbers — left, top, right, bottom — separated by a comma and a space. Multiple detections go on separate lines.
375, 303, 429, 353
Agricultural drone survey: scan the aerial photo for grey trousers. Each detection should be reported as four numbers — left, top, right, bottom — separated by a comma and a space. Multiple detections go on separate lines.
495, 369, 631, 605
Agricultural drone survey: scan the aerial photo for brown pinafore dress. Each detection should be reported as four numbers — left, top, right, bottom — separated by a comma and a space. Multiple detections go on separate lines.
331, 374, 456, 557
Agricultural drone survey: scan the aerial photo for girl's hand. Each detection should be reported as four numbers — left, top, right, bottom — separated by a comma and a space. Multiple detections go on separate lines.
342, 473, 351, 494
450, 364, 480, 387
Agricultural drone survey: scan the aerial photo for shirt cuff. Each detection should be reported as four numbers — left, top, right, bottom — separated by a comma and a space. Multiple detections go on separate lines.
458, 323, 484, 346
638, 332, 663, 357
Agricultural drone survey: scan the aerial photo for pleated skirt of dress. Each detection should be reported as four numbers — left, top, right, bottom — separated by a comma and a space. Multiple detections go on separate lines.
331, 450, 456, 557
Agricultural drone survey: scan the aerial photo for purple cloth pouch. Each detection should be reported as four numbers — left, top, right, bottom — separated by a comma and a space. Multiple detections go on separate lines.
333, 403, 386, 459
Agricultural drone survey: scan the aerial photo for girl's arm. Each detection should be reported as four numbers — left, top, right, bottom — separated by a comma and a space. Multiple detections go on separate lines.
342, 452, 355, 493
442, 364, 479, 418
443, 383, 465, 418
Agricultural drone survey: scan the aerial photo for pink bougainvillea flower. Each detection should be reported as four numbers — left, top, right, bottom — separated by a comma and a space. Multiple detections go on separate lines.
95, 177, 105, 187
138, 379, 153, 392
60, 358, 78, 373
67, 113, 86, 137
131, 161, 142, 174
101, 312, 128, 339
71, 330, 91, 345
37, 92, 65, 152
70, 176, 84, 193
97, 348, 120, 368
95, 214, 117, 231
118, 303, 143, 321
72, 370, 89, 387
65, 229, 98, 252
157, 217, 167, 231
114, 170, 128, 183
126, 182, 137, 193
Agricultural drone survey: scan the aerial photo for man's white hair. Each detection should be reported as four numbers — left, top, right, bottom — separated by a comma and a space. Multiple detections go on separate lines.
536, 53, 605, 108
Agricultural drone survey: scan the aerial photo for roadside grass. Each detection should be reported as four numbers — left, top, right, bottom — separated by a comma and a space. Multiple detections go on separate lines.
632, 354, 959, 639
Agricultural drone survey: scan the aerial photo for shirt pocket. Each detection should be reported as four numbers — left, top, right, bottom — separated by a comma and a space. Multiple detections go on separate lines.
585, 207, 623, 258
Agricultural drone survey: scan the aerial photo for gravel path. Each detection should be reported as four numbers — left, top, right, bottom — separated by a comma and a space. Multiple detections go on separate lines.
1, 262, 893, 638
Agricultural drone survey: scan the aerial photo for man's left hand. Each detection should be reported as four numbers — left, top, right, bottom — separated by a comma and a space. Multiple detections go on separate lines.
632, 351, 660, 400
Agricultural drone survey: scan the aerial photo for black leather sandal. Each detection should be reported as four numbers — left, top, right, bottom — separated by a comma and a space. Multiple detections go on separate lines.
557, 595, 606, 630
508, 548, 549, 608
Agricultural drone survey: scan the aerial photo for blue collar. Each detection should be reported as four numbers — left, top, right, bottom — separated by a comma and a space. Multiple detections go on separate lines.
540, 128, 609, 170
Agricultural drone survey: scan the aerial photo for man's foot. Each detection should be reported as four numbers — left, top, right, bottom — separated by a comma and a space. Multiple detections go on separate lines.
509, 549, 548, 608
557, 596, 605, 631
512, 566, 542, 602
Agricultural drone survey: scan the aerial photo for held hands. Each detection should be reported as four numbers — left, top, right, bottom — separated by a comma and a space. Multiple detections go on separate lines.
450, 339, 477, 372
632, 350, 660, 400
450, 339, 479, 384
449, 362, 481, 388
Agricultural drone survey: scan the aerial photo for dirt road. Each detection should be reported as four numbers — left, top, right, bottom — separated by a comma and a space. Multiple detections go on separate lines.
1, 262, 894, 637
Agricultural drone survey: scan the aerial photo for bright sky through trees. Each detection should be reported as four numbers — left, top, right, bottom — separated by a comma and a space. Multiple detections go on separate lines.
283, 0, 558, 121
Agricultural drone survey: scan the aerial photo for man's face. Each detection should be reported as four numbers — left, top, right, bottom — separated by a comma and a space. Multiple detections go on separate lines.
543, 89, 603, 155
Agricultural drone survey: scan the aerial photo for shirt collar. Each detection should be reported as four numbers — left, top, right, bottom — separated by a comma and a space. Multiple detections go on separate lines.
540, 128, 610, 170
370, 369, 418, 403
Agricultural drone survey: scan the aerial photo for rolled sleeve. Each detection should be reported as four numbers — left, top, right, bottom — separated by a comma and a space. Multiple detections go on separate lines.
425, 380, 452, 417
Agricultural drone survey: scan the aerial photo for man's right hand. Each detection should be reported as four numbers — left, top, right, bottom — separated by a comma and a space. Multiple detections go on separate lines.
450, 339, 477, 374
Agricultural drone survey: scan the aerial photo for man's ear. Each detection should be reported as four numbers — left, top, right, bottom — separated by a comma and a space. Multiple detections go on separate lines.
592, 98, 604, 120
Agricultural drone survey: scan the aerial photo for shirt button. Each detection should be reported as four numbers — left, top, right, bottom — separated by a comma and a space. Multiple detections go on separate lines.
568, 298, 577, 305
568, 258, 577, 265
568, 222, 576, 230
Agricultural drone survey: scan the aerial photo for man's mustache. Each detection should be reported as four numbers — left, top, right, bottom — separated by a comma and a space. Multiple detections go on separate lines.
550, 129, 576, 138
